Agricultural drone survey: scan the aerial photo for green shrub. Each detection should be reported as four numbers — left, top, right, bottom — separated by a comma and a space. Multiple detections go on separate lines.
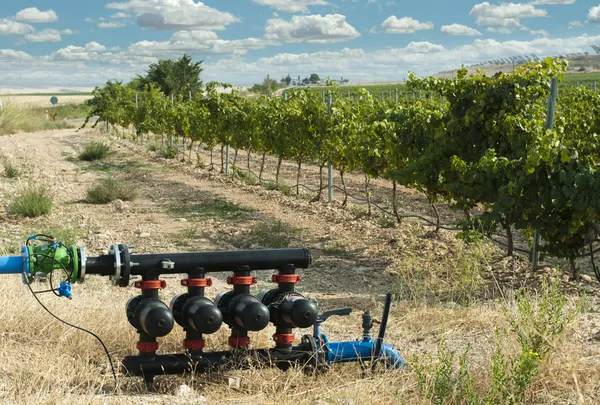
79, 142, 110, 161
3, 162, 19, 178
158, 146, 176, 159
9, 188, 52, 218
86, 178, 137, 204
414, 279, 580, 405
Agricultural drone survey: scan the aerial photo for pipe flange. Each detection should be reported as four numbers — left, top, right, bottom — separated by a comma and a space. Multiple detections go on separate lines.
77, 246, 86, 284
109, 244, 121, 286
118, 244, 131, 287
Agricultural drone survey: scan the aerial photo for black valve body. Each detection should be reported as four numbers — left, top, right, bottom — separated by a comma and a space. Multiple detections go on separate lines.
171, 294, 223, 334
259, 290, 318, 329
216, 292, 270, 331
127, 296, 175, 337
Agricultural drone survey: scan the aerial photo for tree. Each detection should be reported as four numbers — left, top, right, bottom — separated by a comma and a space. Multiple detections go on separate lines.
284, 74, 292, 86
309, 73, 320, 84
134, 53, 203, 96
250, 77, 281, 94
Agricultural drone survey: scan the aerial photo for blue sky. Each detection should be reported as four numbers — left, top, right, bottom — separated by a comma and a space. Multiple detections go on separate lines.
0, 0, 598, 91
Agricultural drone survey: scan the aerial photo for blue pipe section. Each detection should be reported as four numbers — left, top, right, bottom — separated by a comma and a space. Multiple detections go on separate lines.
323, 335, 405, 368
0, 247, 30, 275
0, 255, 24, 274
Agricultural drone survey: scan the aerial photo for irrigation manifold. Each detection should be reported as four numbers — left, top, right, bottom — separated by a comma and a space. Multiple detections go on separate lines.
0, 234, 404, 387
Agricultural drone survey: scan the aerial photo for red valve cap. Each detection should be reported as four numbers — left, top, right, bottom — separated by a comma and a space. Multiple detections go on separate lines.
181, 278, 212, 288
183, 339, 206, 351
134, 280, 167, 290
136, 341, 159, 352
273, 334, 295, 345
228, 336, 251, 347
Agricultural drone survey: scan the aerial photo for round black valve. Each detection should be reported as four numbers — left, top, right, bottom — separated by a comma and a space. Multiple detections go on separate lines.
127, 296, 175, 337
258, 290, 318, 329
215, 292, 270, 331
170, 294, 223, 335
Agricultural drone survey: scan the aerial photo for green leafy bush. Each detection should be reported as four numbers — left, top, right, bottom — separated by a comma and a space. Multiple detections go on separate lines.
79, 142, 110, 161
86, 178, 137, 204
9, 187, 52, 218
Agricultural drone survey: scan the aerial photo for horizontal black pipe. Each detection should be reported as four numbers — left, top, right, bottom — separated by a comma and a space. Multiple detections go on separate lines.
122, 347, 315, 377
86, 248, 312, 277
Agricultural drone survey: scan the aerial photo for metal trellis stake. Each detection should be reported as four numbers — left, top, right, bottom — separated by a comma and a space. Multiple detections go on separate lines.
327, 94, 333, 203
532, 77, 559, 271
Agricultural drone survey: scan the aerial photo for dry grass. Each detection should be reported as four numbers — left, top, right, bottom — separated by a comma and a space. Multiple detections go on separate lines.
0, 99, 85, 136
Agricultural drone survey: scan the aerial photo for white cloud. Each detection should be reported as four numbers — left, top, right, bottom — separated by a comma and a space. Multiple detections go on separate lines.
25, 29, 62, 43
530, 0, 574, 4
111, 12, 131, 18
568, 20, 582, 28
98, 22, 126, 29
589, 6, 600, 23
0, 19, 34, 35
106, 0, 239, 30
60, 29, 75, 35
252, 0, 329, 13
127, 30, 279, 57
530, 29, 550, 37
0, 49, 33, 62
50, 46, 92, 62
84, 18, 94, 23
14, 8, 58, 23
441, 24, 482, 36
470, 2, 547, 33
381, 16, 433, 34
265, 14, 360, 43
85, 41, 107, 52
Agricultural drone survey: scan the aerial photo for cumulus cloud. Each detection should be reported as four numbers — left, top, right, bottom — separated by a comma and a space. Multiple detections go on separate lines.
98, 22, 126, 29
441, 24, 482, 36
381, 16, 433, 34
530, 0, 574, 4
568, 20, 582, 28
265, 14, 360, 43
127, 30, 279, 57
85, 41, 107, 52
106, 0, 239, 30
0, 49, 33, 62
252, 0, 329, 13
111, 12, 131, 18
25, 29, 63, 43
14, 8, 58, 23
590, 6, 600, 23
470, 2, 547, 33
0, 19, 35, 35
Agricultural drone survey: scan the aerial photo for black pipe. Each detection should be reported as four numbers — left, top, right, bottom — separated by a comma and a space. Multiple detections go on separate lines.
85, 248, 312, 277
122, 345, 318, 377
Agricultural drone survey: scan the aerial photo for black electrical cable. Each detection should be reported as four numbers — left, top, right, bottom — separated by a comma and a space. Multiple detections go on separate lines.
22, 237, 118, 387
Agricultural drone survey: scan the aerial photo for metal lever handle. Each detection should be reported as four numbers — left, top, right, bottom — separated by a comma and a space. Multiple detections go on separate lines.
317, 307, 352, 323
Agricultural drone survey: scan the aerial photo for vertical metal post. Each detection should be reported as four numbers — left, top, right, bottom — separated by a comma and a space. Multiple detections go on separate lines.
171, 94, 174, 104
595, 81, 597, 93
225, 145, 230, 176
381, 91, 384, 101
327, 95, 333, 203
532, 77, 559, 271
135, 94, 138, 108
189, 90, 192, 101
395, 90, 398, 103
170, 135, 174, 148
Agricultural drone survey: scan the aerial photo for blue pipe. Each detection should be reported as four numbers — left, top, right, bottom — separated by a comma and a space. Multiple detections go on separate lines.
0, 255, 24, 274
0, 247, 30, 275
323, 335, 405, 368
